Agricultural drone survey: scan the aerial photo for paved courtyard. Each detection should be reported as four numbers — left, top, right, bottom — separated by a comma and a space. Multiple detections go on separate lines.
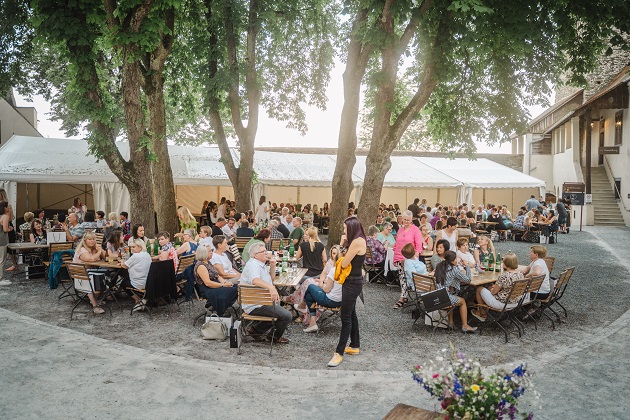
1, 226, 629, 419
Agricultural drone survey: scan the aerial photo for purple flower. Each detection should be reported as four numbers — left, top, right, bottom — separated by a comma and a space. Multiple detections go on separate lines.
512, 364, 526, 377
453, 375, 464, 397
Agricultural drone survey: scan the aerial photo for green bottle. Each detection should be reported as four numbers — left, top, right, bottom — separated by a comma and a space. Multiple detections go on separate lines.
279, 238, 284, 252
282, 251, 288, 273
482, 254, 488, 271
174, 236, 181, 247
153, 239, 159, 255
495, 253, 502, 272
488, 253, 495, 272
289, 242, 295, 257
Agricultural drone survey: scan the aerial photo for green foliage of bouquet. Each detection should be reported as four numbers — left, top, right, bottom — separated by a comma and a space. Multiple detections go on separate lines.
412, 346, 537, 419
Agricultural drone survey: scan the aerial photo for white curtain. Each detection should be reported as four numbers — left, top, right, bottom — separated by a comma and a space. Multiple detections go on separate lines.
92, 182, 131, 217
252, 183, 266, 213
457, 186, 473, 205
538, 186, 546, 200
0, 181, 18, 218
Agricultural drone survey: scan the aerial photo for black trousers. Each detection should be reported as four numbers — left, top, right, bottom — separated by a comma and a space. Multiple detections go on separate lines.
335, 275, 363, 354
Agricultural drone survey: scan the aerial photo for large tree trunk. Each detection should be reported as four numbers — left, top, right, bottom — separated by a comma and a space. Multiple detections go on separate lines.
328, 9, 371, 248
357, 150, 392, 228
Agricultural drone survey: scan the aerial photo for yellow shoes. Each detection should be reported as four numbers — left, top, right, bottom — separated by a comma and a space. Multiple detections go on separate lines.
327, 353, 343, 367
344, 347, 360, 355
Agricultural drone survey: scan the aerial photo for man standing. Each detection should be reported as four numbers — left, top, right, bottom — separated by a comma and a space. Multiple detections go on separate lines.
525, 195, 540, 211
407, 198, 421, 218
63, 212, 84, 246
240, 243, 292, 344
289, 217, 304, 246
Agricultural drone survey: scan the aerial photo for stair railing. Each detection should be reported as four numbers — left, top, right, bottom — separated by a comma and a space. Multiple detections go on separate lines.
603, 156, 630, 212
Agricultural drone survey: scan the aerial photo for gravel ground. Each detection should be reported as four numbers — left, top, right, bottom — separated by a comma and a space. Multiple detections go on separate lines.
0, 227, 627, 372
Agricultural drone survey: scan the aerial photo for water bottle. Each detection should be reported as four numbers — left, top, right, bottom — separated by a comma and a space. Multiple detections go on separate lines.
495, 253, 502, 272
282, 252, 288, 273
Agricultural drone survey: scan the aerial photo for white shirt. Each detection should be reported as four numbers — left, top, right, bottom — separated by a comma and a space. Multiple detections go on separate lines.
456, 250, 475, 267
125, 252, 152, 289
210, 252, 234, 274
325, 269, 343, 302
198, 237, 215, 251
221, 224, 236, 240
217, 203, 226, 219
239, 258, 272, 313
255, 204, 269, 222
530, 258, 551, 294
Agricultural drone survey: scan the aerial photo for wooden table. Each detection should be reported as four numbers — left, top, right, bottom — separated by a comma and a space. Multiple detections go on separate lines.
383, 403, 438, 419
82, 259, 125, 269
468, 265, 528, 287
274, 256, 300, 264
273, 268, 307, 288
8, 242, 49, 252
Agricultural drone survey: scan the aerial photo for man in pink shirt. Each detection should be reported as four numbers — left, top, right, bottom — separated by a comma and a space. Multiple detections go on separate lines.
392, 210, 423, 309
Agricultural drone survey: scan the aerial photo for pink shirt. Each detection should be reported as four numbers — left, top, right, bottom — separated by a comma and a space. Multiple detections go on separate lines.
393, 224, 423, 263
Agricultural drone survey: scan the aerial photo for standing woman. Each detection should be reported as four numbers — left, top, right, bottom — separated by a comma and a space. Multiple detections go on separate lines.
392, 210, 423, 309
0, 201, 11, 281
328, 217, 366, 368
217, 197, 227, 219
255, 195, 270, 223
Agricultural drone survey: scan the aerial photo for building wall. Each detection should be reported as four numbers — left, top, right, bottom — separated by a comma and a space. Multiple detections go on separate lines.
0, 99, 40, 145
602, 105, 630, 226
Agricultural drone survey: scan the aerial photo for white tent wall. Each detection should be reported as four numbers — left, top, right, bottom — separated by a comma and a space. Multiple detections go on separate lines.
471, 188, 539, 214
175, 185, 220, 215
92, 182, 130, 217
15, 183, 94, 217
296, 187, 333, 208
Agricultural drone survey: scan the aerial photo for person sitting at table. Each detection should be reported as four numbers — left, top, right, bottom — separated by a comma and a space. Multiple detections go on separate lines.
62, 212, 85, 246
129, 224, 148, 246
35, 209, 49, 229
193, 244, 237, 317
72, 231, 107, 314
456, 237, 476, 268
302, 267, 343, 333
375, 214, 384, 231
176, 229, 198, 256
95, 211, 106, 228
157, 231, 179, 270
118, 238, 152, 312
434, 251, 477, 333
243, 229, 270, 263
30, 219, 47, 245
240, 242, 292, 344
541, 209, 559, 238
268, 219, 285, 243
119, 211, 132, 240
102, 212, 120, 243
236, 220, 255, 238
430, 239, 450, 272
402, 243, 427, 291
302, 206, 314, 227
19, 211, 34, 236
211, 235, 240, 284
521, 245, 551, 300
221, 217, 238, 243
295, 227, 326, 277
473, 235, 495, 267
512, 210, 527, 232
420, 224, 434, 253
197, 225, 215, 251
270, 216, 289, 238
435, 216, 458, 251
106, 230, 125, 259
81, 212, 98, 230
289, 217, 304, 246
471, 252, 525, 322
377, 222, 396, 248
365, 225, 386, 277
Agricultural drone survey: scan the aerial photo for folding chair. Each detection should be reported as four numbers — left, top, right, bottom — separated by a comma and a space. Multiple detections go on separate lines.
538, 267, 575, 328
237, 285, 278, 356
310, 303, 341, 331
126, 260, 178, 317
421, 282, 455, 332
477, 278, 531, 343
44, 242, 75, 300
175, 254, 197, 306
363, 247, 385, 283
410, 273, 438, 326
543, 256, 556, 281
66, 263, 114, 320
227, 244, 243, 271
514, 274, 546, 332
234, 237, 252, 251
269, 238, 284, 252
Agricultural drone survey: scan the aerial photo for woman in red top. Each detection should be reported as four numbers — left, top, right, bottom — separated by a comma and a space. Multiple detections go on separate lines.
392, 210, 423, 309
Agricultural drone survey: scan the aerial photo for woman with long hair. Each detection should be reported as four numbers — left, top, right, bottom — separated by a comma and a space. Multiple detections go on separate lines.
0, 201, 11, 281
177, 206, 198, 235
434, 251, 477, 333
295, 227, 327, 277
72, 231, 107, 314
473, 235, 495, 267
392, 210, 423, 309
328, 217, 366, 368
255, 195, 270, 223
217, 197, 227, 219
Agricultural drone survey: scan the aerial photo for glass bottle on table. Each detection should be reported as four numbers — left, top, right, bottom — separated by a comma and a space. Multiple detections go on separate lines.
488, 253, 495, 272
495, 253, 502, 272
289, 241, 295, 258
153, 238, 160, 256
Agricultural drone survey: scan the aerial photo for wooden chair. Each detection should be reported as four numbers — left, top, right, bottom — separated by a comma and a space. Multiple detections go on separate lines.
310, 303, 341, 330
94, 232, 105, 247
538, 267, 575, 328
410, 273, 437, 326
66, 263, 113, 320
477, 277, 532, 343
44, 242, 75, 300
363, 247, 385, 283
227, 244, 243, 271
543, 256, 556, 280
516, 274, 546, 332
424, 259, 433, 273
237, 285, 278, 356
269, 238, 285, 252
175, 254, 197, 304
234, 237, 252, 251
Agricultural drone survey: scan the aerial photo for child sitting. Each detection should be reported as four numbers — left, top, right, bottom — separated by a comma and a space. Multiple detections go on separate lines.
402, 243, 427, 291
157, 231, 179, 270
456, 237, 476, 268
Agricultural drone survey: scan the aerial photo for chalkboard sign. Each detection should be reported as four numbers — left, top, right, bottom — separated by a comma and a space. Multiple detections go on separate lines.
562, 192, 585, 206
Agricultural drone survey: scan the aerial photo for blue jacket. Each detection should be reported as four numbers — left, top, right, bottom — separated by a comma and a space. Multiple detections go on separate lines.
48, 250, 75, 289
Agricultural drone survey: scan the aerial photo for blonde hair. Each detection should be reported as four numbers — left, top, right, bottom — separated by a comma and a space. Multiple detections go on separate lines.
530, 245, 547, 258
478, 235, 495, 255
24, 212, 34, 223
503, 253, 519, 270
306, 227, 320, 252
76, 231, 99, 255
108, 212, 118, 221
128, 238, 147, 252
177, 206, 196, 225
199, 225, 211, 236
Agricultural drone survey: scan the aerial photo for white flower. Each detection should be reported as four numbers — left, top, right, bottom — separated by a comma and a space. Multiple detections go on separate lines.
436, 356, 444, 362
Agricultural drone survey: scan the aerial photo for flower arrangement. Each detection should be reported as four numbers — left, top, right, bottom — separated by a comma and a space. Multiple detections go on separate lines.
411, 346, 537, 419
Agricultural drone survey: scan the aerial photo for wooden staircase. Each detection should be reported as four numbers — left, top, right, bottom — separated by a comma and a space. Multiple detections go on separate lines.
589, 166, 625, 226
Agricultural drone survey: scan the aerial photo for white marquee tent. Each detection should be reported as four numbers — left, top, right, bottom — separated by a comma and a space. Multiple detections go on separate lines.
0, 136, 545, 216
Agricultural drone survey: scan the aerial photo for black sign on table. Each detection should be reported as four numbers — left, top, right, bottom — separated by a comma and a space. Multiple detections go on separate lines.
562, 192, 585, 206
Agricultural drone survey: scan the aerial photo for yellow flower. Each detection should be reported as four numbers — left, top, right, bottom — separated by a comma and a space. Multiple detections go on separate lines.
471, 384, 480, 392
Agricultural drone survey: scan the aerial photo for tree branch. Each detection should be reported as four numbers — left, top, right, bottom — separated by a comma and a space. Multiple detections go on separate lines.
395, 0, 433, 62
244, 0, 260, 142
223, 1, 245, 139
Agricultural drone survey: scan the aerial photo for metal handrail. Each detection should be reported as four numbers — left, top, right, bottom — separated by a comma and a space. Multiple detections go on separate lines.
603, 156, 630, 212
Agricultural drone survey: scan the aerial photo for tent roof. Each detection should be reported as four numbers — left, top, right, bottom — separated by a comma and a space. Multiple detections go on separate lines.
0, 136, 544, 189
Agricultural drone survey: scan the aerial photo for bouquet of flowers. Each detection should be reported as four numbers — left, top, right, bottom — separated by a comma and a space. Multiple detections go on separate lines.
411, 347, 537, 419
